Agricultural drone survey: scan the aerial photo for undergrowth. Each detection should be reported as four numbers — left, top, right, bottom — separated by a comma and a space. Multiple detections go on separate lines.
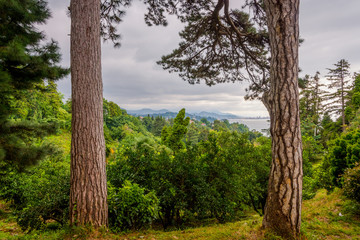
1, 189, 359, 240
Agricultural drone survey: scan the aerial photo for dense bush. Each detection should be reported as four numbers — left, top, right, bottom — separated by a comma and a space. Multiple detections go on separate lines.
302, 176, 317, 200
107, 123, 271, 228
10, 154, 70, 231
108, 181, 159, 231
343, 163, 360, 202
327, 130, 360, 187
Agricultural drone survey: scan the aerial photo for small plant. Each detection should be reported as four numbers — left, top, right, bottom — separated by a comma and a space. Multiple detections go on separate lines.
343, 163, 360, 203
108, 181, 159, 231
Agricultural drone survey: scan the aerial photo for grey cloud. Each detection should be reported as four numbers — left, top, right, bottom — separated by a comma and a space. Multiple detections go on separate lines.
44, 0, 360, 117
299, 0, 360, 75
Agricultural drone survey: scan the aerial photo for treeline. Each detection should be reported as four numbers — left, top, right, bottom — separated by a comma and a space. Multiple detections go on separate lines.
298, 61, 360, 202
1, 60, 360, 233
1, 67, 360, 232
0, 82, 272, 231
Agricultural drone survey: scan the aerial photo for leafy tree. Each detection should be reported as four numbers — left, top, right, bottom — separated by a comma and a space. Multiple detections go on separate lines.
142, 115, 154, 132
103, 99, 127, 118
325, 59, 352, 131
247, 136, 272, 215
213, 120, 227, 131
198, 131, 271, 219
108, 181, 159, 231
326, 130, 360, 187
345, 74, 360, 124
200, 118, 210, 127
198, 127, 210, 142
103, 99, 148, 142
0, 0, 68, 174
161, 108, 190, 151
229, 122, 250, 133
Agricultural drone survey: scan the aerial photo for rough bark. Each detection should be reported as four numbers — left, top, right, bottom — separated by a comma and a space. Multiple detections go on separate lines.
262, 0, 303, 238
70, 0, 108, 227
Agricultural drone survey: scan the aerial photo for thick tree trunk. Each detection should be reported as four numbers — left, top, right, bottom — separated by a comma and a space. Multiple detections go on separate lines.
70, 0, 108, 227
262, 0, 303, 238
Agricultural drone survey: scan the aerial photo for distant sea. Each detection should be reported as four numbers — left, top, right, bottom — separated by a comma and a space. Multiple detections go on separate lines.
229, 118, 270, 133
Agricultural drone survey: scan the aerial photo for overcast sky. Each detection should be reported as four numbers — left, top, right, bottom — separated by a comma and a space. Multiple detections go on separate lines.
41, 0, 360, 117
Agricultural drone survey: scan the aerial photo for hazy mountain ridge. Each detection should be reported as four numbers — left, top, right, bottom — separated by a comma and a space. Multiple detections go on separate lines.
126, 108, 244, 121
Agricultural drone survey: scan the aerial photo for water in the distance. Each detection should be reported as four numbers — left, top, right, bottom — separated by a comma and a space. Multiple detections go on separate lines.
229, 118, 270, 133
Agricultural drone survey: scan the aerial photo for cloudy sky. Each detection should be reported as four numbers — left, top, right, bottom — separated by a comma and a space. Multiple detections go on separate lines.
41, 0, 360, 117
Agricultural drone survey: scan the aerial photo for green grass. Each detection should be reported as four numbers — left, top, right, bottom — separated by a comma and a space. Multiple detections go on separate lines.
301, 189, 360, 240
1, 189, 360, 240
0, 201, 22, 240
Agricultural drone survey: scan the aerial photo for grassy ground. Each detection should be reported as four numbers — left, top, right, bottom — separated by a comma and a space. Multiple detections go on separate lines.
0, 201, 21, 240
1, 189, 359, 240
301, 189, 360, 240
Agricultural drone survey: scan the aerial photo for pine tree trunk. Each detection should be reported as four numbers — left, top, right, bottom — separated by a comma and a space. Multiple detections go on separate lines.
70, 0, 108, 227
262, 0, 303, 238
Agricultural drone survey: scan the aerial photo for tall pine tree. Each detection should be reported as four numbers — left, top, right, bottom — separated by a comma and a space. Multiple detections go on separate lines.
325, 59, 352, 131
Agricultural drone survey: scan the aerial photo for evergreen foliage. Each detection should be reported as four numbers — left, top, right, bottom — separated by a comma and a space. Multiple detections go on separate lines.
155, 1, 270, 100
324, 59, 352, 130
161, 108, 190, 151
0, 0, 68, 172
299, 72, 326, 137
345, 74, 360, 124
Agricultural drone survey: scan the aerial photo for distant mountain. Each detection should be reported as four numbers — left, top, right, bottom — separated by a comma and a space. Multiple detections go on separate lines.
125, 108, 244, 121
127, 108, 171, 115
195, 111, 240, 120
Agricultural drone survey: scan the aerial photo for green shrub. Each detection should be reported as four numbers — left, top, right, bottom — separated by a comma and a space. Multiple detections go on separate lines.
108, 129, 271, 228
16, 157, 70, 231
343, 163, 360, 202
0, 148, 70, 232
302, 176, 317, 200
323, 129, 360, 188
108, 181, 159, 231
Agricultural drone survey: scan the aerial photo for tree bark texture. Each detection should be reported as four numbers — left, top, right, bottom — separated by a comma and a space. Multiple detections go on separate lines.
70, 0, 108, 227
262, 0, 303, 238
